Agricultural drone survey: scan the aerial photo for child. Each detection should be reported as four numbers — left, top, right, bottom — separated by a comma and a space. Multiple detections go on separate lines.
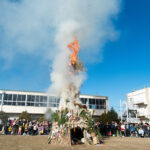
18, 125, 22, 135
24, 123, 28, 135
8, 126, 12, 135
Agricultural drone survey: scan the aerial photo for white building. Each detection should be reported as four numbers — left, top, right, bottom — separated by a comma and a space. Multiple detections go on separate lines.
127, 87, 150, 123
0, 89, 109, 119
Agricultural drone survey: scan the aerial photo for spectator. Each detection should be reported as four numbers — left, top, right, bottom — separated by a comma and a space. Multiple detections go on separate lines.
138, 127, 144, 137
33, 123, 38, 135
125, 122, 130, 137
8, 125, 12, 135
24, 122, 28, 135
120, 123, 125, 137
18, 125, 22, 135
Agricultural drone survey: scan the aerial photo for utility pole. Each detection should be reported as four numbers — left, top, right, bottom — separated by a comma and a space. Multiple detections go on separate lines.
126, 102, 128, 122
120, 99, 122, 122
0, 92, 4, 111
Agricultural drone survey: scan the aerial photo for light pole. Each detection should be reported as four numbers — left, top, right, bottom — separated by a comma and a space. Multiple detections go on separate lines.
126, 102, 128, 122
120, 99, 122, 122
0, 92, 5, 111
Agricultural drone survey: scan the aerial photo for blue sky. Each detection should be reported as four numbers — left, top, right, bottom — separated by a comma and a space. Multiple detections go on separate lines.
0, 0, 150, 112
82, 0, 150, 111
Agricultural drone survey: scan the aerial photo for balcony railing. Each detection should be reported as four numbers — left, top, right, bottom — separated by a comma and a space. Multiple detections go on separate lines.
137, 111, 149, 117
133, 99, 147, 105
128, 117, 140, 123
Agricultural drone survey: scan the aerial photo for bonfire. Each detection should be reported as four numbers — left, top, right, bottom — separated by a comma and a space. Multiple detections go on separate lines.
48, 36, 102, 146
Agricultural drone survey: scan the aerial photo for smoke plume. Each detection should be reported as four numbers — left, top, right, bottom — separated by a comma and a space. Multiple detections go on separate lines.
0, 0, 121, 108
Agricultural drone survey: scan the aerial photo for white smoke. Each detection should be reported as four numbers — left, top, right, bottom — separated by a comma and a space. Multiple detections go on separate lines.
0, 0, 121, 108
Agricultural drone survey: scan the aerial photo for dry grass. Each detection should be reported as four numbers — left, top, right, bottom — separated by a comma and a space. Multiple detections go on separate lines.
0, 135, 150, 150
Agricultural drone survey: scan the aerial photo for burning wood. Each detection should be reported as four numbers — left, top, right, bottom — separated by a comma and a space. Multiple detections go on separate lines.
68, 36, 85, 73
68, 36, 80, 66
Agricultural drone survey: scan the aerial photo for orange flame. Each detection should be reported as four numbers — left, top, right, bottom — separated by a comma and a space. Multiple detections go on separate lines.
68, 36, 80, 65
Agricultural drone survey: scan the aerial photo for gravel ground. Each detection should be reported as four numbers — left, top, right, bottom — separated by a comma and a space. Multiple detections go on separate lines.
0, 135, 150, 150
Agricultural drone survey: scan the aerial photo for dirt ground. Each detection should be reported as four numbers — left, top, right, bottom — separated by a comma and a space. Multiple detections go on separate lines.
0, 135, 150, 150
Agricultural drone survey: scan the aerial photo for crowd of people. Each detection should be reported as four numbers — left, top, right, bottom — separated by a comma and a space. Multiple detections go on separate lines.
1, 118, 150, 138
98, 121, 150, 138
0, 118, 51, 135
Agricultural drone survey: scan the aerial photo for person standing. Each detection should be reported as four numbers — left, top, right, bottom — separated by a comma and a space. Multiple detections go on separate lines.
125, 122, 130, 137
120, 123, 125, 137
8, 125, 12, 135
24, 122, 28, 135
33, 123, 38, 135
18, 125, 22, 135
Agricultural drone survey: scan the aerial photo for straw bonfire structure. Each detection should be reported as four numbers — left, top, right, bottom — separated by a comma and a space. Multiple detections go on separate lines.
48, 36, 102, 146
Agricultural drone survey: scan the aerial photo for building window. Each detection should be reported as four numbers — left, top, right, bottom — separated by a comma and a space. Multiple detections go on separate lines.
27, 95, 32, 102
31, 95, 35, 102
12, 102, 16, 106
43, 96, 47, 103
40, 96, 43, 102
47, 96, 59, 107
22, 95, 26, 101
17, 95, 21, 101
0, 94, 1, 105
80, 98, 87, 104
56, 98, 60, 103
89, 99, 95, 105
0, 94, 2, 99
13, 94, 17, 101
17, 102, 25, 106
36, 96, 39, 102
88, 98, 106, 110
4, 94, 8, 100
8, 94, 12, 100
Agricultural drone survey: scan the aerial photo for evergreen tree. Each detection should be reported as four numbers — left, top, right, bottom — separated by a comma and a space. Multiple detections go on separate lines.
99, 107, 119, 123
0, 111, 8, 125
19, 111, 31, 120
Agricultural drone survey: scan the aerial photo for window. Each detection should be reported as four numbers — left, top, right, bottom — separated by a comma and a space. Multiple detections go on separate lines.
12, 102, 16, 106
4, 101, 7, 105
27, 95, 32, 102
89, 105, 92, 109
0, 94, 2, 100
51, 103, 57, 107
30, 103, 34, 106
89, 99, 95, 104
56, 98, 60, 103
0, 94, 1, 105
35, 103, 40, 107
49, 96, 56, 103
8, 94, 12, 100
17, 94, 26, 101
40, 96, 43, 102
22, 95, 26, 101
18, 95, 21, 101
100, 105, 104, 109
39, 103, 47, 107
96, 99, 99, 105
17, 102, 25, 106
52, 97, 56, 103
80, 98, 87, 104
96, 105, 100, 109
36, 96, 39, 102
88, 98, 106, 110
31, 96, 35, 102
43, 96, 47, 102
13, 94, 17, 101
4, 94, 8, 100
